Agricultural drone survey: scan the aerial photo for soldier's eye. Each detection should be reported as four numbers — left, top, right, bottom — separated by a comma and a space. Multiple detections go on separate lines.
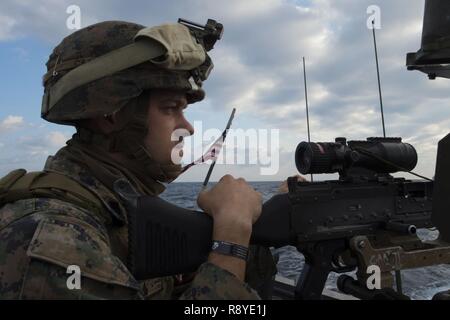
162, 106, 183, 115
161, 99, 186, 114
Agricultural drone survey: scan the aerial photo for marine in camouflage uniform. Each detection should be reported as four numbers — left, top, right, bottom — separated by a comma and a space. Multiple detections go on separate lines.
0, 20, 276, 299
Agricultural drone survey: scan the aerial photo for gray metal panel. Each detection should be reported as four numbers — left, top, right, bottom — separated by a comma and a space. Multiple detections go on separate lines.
432, 133, 450, 242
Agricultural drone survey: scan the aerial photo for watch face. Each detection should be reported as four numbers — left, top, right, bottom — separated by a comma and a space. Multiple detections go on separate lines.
212, 242, 219, 250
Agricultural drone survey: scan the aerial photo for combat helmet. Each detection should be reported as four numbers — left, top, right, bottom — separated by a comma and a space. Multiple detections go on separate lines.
42, 19, 223, 124
41, 19, 223, 184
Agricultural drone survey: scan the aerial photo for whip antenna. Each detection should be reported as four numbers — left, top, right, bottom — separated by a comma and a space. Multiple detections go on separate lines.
302, 57, 313, 182
372, 20, 386, 137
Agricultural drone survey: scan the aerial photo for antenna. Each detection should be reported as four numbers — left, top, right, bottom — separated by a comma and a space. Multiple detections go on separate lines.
302, 57, 313, 182
373, 22, 405, 290
372, 20, 386, 138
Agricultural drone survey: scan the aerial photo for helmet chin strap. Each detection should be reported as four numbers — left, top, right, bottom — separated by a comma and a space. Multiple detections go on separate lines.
129, 144, 183, 183
72, 96, 183, 194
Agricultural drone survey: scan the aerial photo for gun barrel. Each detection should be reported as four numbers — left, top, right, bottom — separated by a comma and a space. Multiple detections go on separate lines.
385, 221, 417, 235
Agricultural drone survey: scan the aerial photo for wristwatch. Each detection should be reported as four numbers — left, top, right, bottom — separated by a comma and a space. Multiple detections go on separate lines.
211, 240, 249, 261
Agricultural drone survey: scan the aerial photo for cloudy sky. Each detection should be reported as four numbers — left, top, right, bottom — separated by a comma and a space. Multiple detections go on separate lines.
0, 0, 448, 182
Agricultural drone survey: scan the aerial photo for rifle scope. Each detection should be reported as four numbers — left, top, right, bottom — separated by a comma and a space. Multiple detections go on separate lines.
295, 137, 418, 175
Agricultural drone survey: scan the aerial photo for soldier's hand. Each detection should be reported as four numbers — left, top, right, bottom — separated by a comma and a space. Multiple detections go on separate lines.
277, 174, 307, 194
198, 174, 262, 281
197, 174, 262, 242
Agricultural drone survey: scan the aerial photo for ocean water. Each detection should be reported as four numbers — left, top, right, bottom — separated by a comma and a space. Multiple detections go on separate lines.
161, 181, 450, 300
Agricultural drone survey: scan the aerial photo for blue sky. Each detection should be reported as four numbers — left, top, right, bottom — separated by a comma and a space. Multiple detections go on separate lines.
1, 0, 449, 182
0, 38, 46, 118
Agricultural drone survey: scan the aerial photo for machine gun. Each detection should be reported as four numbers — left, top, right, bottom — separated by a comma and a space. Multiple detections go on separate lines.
117, 1, 450, 299
115, 136, 450, 300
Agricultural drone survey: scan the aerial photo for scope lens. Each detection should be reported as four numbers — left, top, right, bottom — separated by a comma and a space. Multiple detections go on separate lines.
295, 142, 339, 174
295, 142, 313, 174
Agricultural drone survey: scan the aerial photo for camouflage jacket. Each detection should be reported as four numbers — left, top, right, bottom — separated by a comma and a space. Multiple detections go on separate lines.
0, 149, 260, 299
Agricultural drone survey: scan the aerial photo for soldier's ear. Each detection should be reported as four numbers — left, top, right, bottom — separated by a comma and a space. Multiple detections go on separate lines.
87, 113, 118, 134
104, 113, 118, 126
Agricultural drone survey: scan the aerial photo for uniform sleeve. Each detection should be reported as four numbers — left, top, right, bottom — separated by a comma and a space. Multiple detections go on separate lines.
0, 211, 143, 300
0, 206, 263, 300
19, 259, 141, 299
179, 262, 260, 300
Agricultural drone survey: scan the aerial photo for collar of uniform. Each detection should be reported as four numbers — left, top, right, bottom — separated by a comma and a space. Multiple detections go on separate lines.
43, 148, 128, 226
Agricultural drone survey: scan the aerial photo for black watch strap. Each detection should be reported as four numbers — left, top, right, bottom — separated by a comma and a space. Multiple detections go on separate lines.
211, 240, 249, 261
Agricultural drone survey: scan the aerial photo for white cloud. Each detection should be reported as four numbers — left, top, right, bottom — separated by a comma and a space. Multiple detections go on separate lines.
27, 146, 50, 157
18, 130, 70, 156
0, 0, 99, 42
0, 115, 24, 132
0, 14, 17, 40
197, 0, 280, 20
46, 131, 69, 147
0, 126, 74, 176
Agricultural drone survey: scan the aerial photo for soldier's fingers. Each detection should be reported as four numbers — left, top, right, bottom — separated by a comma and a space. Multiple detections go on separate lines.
219, 174, 234, 183
197, 189, 211, 212
277, 180, 289, 194
237, 177, 247, 185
